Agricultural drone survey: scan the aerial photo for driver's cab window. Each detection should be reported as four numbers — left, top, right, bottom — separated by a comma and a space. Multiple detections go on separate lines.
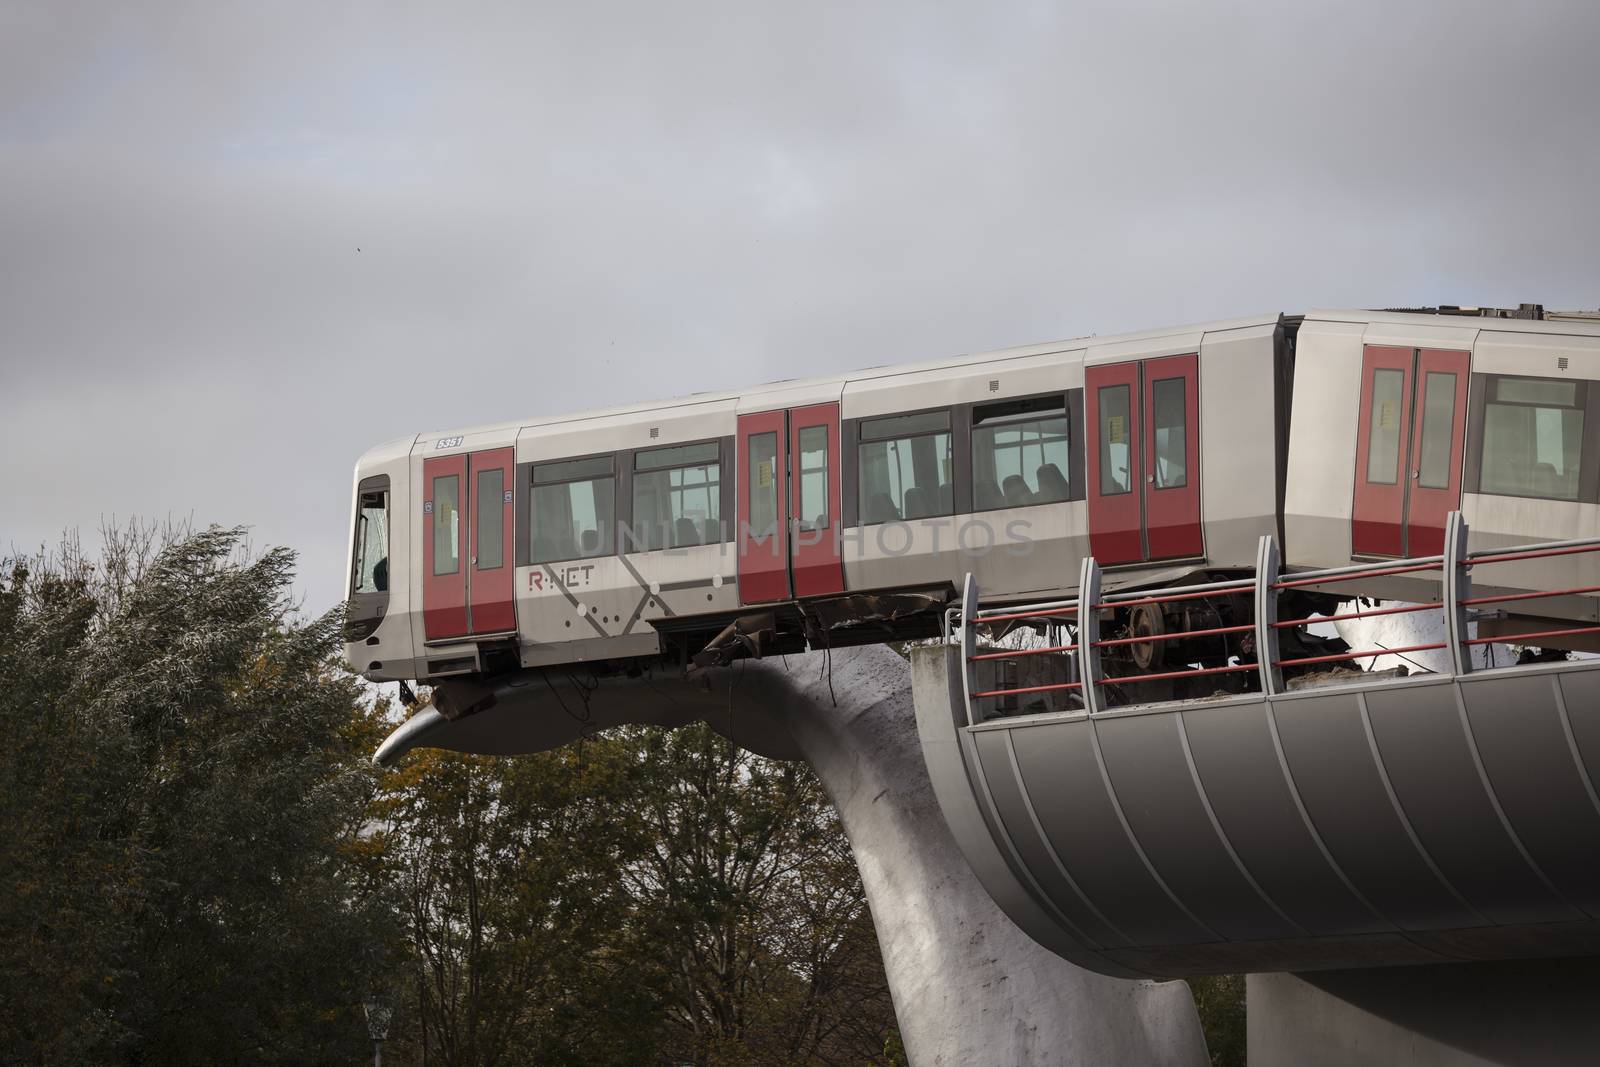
352, 481, 390, 594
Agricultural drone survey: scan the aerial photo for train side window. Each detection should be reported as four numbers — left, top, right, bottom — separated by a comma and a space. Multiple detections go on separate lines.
1479, 375, 1584, 501
797, 426, 829, 530
352, 485, 389, 593
476, 467, 504, 569
1365, 369, 1405, 485
971, 395, 1069, 510
1150, 378, 1187, 489
749, 432, 780, 537
1097, 385, 1132, 495
631, 441, 722, 550
531, 456, 616, 563
432, 474, 460, 576
857, 410, 953, 524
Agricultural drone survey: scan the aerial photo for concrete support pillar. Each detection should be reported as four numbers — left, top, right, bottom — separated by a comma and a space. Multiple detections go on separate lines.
755, 646, 1207, 1067
1249, 959, 1600, 1066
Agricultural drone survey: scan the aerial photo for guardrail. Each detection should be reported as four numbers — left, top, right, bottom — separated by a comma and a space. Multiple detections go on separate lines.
953, 513, 1600, 727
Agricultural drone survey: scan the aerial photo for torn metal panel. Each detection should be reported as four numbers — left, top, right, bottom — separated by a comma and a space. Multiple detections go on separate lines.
691, 612, 778, 670
806, 588, 953, 632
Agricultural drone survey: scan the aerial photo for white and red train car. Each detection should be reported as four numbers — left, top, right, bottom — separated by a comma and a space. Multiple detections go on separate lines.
343, 306, 1600, 692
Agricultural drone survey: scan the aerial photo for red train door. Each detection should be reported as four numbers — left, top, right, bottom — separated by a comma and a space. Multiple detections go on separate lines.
467, 447, 516, 633
1086, 361, 1143, 564
738, 410, 790, 604
1407, 350, 1471, 556
789, 403, 845, 598
1143, 354, 1203, 560
423, 447, 517, 641
737, 404, 845, 604
1086, 355, 1202, 565
1352, 345, 1469, 557
423, 453, 468, 640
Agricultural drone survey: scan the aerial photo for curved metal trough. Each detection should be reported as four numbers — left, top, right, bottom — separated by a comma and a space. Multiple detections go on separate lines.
914, 514, 1600, 978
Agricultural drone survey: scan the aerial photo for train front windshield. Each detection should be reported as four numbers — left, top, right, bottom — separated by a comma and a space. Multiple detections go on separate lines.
352, 486, 390, 594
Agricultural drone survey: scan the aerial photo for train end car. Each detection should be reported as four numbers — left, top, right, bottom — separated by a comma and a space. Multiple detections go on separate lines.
1286, 308, 1600, 648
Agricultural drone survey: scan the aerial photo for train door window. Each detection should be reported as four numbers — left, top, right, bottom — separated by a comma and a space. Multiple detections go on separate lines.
1097, 384, 1133, 495
1416, 371, 1459, 490
352, 484, 389, 593
857, 410, 953, 523
1479, 376, 1584, 501
531, 456, 615, 563
432, 474, 461, 575
797, 425, 829, 530
475, 468, 504, 569
971, 396, 1070, 510
1365, 369, 1406, 485
1150, 378, 1187, 489
749, 432, 780, 536
632, 441, 722, 550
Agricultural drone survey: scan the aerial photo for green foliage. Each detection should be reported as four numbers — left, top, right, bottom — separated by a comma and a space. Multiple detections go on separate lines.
1, 524, 900, 1065
0, 527, 388, 1064
1190, 973, 1247, 1067
371, 723, 900, 1066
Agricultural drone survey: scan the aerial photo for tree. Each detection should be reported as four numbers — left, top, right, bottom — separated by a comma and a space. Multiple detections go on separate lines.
0, 526, 390, 1064
612, 723, 900, 1067
370, 721, 901, 1067
368, 738, 662, 1067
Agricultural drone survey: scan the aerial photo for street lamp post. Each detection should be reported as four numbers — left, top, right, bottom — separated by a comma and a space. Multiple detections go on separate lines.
363, 996, 393, 1067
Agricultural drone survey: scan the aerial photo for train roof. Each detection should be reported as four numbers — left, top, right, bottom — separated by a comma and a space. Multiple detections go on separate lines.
362, 306, 1600, 466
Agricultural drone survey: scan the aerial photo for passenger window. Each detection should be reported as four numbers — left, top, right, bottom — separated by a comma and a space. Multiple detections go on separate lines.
1150, 378, 1187, 489
476, 467, 504, 569
857, 411, 953, 523
352, 486, 389, 594
1365, 369, 1405, 485
797, 426, 829, 530
1480, 375, 1584, 501
432, 474, 460, 576
971, 396, 1070, 510
1097, 385, 1132, 495
531, 456, 615, 563
1416, 372, 1457, 489
631, 441, 722, 551
748, 433, 780, 538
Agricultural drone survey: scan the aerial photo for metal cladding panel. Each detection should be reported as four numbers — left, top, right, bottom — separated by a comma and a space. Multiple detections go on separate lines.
1561, 670, 1600, 789
1181, 702, 1383, 937
1092, 712, 1298, 942
1271, 692, 1480, 930
987, 724, 1214, 946
1463, 674, 1600, 917
968, 729, 1129, 949
1363, 685, 1575, 926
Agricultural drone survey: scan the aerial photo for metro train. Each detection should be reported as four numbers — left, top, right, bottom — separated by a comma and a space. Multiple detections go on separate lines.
343, 305, 1600, 703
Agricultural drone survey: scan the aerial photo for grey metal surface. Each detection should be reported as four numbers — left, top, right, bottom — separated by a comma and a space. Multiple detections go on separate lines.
1462, 675, 1600, 916
1181, 702, 1380, 937
1248, 959, 1600, 1067
1273, 688, 1480, 931
921, 644, 1600, 977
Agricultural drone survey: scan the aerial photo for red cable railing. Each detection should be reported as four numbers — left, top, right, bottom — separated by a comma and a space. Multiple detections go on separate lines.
1272, 601, 1441, 628
957, 513, 1600, 725
1275, 642, 1448, 669
969, 643, 1079, 662
1093, 623, 1253, 649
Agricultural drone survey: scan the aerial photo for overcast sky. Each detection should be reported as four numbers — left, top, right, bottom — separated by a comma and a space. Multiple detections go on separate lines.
3, 1, 1597, 613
